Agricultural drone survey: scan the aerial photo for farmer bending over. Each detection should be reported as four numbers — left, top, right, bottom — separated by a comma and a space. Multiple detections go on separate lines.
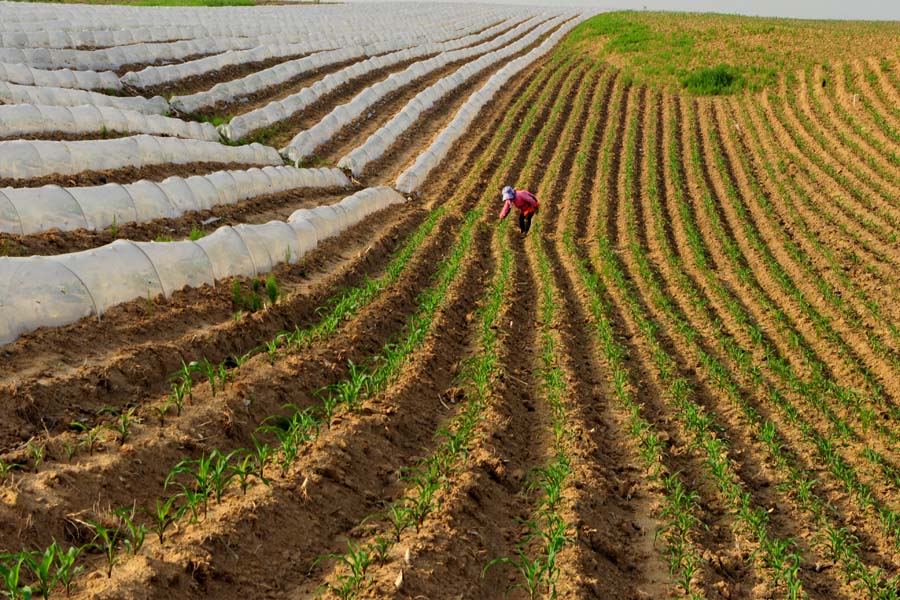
498, 185, 540, 235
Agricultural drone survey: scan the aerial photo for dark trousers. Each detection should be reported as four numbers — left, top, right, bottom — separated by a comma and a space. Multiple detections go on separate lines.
518, 211, 534, 234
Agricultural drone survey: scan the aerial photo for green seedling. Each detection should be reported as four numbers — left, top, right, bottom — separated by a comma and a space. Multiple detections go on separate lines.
370, 535, 390, 566
251, 437, 272, 481
108, 215, 118, 238
314, 540, 372, 595
151, 398, 173, 427
234, 451, 270, 496
188, 359, 219, 397
210, 450, 240, 503
258, 406, 318, 477
483, 548, 548, 600
27, 442, 44, 473
144, 496, 185, 545
171, 381, 187, 416
0, 459, 22, 484
265, 275, 279, 305
166, 452, 215, 519
59, 440, 77, 463
114, 507, 146, 556
54, 544, 83, 597
20, 544, 56, 600
69, 422, 100, 456
188, 226, 205, 241
0, 554, 32, 599
101, 407, 139, 446
88, 521, 120, 578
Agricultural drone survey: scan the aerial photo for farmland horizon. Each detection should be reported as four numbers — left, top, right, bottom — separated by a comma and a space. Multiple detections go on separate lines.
345, 0, 900, 22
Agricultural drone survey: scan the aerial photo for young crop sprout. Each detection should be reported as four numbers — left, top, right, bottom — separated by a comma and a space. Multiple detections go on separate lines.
101, 407, 140, 446
21, 543, 58, 600
115, 506, 146, 556
482, 547, 548, 600
0, 458, 22, 484
54, 544, 84, 597
152, 398, 173, 427
313, 541, 372, 597
0, 553, 31, 600
144, 496, 186, 545
70, 421, 101, 456
166, 452, 216, 519
27, 441, 44, 472
265, 275, 279, 306
89, 521, 121, 578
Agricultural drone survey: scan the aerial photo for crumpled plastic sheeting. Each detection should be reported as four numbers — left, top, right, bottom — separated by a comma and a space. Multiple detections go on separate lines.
0, 187, 405, 345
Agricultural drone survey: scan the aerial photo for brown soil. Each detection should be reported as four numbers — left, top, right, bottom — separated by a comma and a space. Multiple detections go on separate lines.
6, 17, 900, 600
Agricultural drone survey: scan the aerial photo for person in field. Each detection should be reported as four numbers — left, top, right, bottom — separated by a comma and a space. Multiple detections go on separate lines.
498, 185, 540, 235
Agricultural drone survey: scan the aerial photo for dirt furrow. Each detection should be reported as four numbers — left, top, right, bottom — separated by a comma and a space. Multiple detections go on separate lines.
577, 83, 753, 598
697, 98, 900, 414
537, 71, 672, 599
135, 51, 314, 99
761, 87, 900, 254
76, 210, 494, 600
795, 68, 900, 222
723, 92, 900, 327
733, 92, 900, 294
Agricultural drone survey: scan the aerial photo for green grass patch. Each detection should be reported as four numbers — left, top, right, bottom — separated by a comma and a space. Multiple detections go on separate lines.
681, 63, 745, 95
134, 0, 253, 6
565, 10, 900, 95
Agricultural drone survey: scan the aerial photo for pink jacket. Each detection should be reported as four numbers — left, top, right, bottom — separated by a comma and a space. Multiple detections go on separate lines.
499, 189, 539, 219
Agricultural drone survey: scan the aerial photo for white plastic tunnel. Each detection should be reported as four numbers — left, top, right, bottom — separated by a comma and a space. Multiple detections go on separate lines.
0, 186, 405, 345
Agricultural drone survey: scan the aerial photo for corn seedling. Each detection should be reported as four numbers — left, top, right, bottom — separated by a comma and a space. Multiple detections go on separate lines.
114, 507, 146, 556
233, 451, 269, 495
483, 548, 548, 600
27, 442, 44, 473
252, 437, 272, 481
151, 398, 173, 427
144, 495, 185, 545
69, 422, 100, 456
102, 407, 139, 446
210, 450, 240, 503
0, 554, 32, 600
0, 459, 22, 484
314, 540, 372, 596
166, 452, 216, 519
53, 545, 83, 597
19, 544, 56, 600
188, 226, 205, 241
88, 521, 120, 578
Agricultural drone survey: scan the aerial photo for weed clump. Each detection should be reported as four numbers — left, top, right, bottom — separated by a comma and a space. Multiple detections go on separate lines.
681, 64, 745, 95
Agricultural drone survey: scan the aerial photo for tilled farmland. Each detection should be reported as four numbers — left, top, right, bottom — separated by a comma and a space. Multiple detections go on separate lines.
2, 3, 900, 600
